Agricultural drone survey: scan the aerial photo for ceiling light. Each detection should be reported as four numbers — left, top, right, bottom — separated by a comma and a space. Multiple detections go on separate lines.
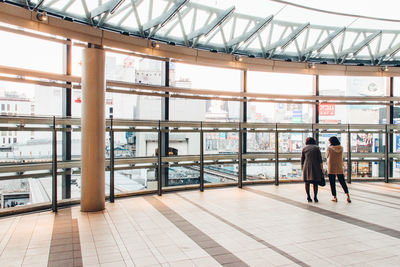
381, 66, 389, 72
151, 41, 159, 48
234, 55, 243, 62
36, 11, 48, 22
308, 62, 315, 69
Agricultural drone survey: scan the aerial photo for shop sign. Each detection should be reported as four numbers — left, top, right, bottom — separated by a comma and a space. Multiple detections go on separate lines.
319, 103, 335, 116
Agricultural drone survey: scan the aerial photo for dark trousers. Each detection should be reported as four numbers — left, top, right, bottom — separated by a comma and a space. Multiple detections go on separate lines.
328, 174, 349, 196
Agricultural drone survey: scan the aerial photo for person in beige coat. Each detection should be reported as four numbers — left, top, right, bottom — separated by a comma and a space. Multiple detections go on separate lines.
326, 136, 351, 203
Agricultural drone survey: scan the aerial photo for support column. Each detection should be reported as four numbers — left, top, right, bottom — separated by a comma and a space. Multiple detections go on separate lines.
62, 39, 72, 199
81, 44, 106, 212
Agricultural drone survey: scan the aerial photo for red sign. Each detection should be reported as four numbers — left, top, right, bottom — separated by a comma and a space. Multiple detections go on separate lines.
319, 103, 335, 116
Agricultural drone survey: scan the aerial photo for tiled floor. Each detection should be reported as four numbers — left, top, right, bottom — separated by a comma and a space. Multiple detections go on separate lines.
1, 182, 400, 266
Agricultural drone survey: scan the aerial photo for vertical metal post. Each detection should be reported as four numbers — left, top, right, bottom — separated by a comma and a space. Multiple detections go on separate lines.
157, 120, 162, 196
313, 75, 320, 144
387, 77, 394, 181
240, 70, 247, 181
62, 39, 72, 199
238, 123, 243, 188
52, 116, 58, 212
347, 124, 352, 184
161, 61, 169, 187
385, 124, 389, 183
200, 122, 204, 192
109, 114, 115, 202
275, 123, 279, 186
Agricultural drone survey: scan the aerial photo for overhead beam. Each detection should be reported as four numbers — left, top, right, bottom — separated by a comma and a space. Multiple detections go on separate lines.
227, 15, 273, 48
338, 31, 381, 60
142, 0, 188, 32
187, 6, 235, 40
302, 27, 345, 59
377, 42, 400, 62
267, 23, 309, 56
34, 0, 46, 9
90, 0, 125, 18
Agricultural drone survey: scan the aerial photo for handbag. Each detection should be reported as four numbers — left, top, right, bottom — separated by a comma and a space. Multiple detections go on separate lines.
319, 170, 326, 187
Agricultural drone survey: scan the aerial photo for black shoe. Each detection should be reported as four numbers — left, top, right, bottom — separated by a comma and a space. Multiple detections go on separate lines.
307, 197, 312, 202
314, 197, 318, 203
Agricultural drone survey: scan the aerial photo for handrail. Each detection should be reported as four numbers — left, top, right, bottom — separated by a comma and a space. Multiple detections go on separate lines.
0, 114, 396, 215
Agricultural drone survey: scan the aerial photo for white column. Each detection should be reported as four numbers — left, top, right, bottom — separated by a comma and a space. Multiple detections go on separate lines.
81, 45, 106, 212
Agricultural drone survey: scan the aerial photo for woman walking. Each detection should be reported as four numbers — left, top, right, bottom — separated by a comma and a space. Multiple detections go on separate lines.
326, 136, 351, 203
301, 137, 323, 203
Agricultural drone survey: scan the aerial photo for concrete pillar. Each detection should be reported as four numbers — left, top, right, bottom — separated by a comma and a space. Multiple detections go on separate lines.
81, 45, 106, 212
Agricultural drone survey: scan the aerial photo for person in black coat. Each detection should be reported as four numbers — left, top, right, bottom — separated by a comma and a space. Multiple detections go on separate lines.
301, 137, 323, 202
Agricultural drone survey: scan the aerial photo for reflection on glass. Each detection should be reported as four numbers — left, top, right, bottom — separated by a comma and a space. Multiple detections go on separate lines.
320, 76, 387, 124
204, 132, 238, 154
246, 163, 274, 180
351, 161, 383, 179
279, 162, 302, 180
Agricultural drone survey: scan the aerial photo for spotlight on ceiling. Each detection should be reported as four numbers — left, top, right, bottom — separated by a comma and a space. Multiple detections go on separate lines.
381, 66, 389, 72
151, 41, 159, 48
307, 62, 316, 69
36, 11, 48, 22
234, 55, 243, 62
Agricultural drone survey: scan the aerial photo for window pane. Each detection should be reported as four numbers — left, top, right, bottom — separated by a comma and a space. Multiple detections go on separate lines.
0, 27, 63, 73
319, 76, 387, 124
247, 72, 313, 123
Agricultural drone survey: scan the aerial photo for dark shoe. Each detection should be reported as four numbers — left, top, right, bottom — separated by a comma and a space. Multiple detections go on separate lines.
331, 196, 337, 202
314, 197, 319, 203
347, 196, 351, 203
307, 197, 312, 203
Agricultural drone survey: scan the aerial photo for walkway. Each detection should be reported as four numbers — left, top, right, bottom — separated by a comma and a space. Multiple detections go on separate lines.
0, 182, 400, 266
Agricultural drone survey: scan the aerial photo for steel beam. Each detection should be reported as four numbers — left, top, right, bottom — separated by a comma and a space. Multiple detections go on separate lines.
338, 31, 381, 60
302, 27, 345, 59
228, 15, 273, 49
187, 6, 235, 40
90, 0, 125, 18
142, 0, 188, 32
267, 23, 309, 56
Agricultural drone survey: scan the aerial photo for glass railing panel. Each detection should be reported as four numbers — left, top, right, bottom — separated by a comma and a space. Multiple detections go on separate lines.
204, 163, 238, 186
246, 163, 275, 181
350, 161, 384, 179
279, 162, 302, 181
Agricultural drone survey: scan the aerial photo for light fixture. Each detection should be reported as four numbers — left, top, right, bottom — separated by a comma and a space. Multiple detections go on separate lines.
307, 62, 315, 69
234, 55, 243, 62
151, 41, 159, 48
36, 11, 48, 22
381, 66, 389, 72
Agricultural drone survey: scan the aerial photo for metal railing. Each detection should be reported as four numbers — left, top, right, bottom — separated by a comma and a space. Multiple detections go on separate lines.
0, 115, 399, 214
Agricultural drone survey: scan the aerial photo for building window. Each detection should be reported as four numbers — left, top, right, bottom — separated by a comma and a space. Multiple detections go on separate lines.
15, 104, 17, 112
1, 104, 4, 111
13, 138, 17, 143
8, 138, 11, 144
7, 104, 10, 111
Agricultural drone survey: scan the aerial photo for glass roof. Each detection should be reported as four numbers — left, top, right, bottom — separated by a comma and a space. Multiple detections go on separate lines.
6, 0, 400, 66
